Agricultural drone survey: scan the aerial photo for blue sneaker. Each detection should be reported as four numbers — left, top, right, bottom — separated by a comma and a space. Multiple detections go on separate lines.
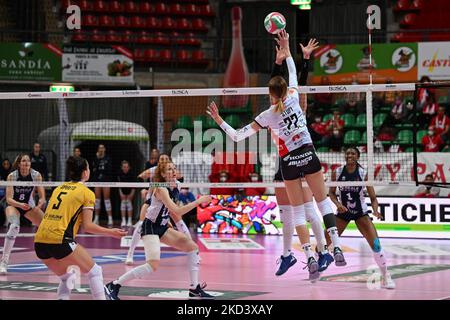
318, 252, 334, 272
275, 253, 297, 276
105, 281, 121, 300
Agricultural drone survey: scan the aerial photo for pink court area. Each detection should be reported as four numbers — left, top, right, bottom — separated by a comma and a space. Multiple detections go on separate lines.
0, 227, 449, 300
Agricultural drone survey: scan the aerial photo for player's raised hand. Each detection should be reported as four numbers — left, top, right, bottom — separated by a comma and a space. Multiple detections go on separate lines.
206, 101, 220, 121
275, 29, 290, 51
300, 38, 319, 59
275, 45, 288, 64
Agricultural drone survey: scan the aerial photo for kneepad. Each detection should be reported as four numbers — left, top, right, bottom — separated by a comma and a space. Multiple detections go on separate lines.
94, 199, 101, 210
7, 223, 20, 239
104, 200, 112, 212
87, 263, 102, 279
304, 202, 318, 223
7, 214, 20, 227
120, 200, 127, 211
142, 235, 160, 261
292, 205, 306, 227
126, 200, 133, 211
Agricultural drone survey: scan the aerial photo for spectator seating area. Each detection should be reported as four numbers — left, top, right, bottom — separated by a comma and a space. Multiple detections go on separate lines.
391, 0, 450, 42
61, 0, 213, 66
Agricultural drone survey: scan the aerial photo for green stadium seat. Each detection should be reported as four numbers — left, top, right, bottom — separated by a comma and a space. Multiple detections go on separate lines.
416, 130, 427, 142
317, 146, 329, 152
333, 98, 346, 108
194, 115, 207, 126
403, 96, 414, 105
442, 147, 450, 152
355, 114, 367, 127
396, 129, 413, 144
361, 131, 367, 143
438, 96, 449, 107
204, 116, 219, 129
322, 113, 333, 122
174, 115, 193, 130
405, 146, 415, 152
344, 130, 361, 145
374, 113, 387, 127
341, 114, 356, 127
224, 114, 242, 128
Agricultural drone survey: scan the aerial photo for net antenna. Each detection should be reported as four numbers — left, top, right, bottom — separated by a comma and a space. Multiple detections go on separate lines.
366, 5, 376, 182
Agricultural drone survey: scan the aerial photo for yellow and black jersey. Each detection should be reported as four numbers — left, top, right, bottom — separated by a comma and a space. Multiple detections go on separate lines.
34, 182, 95, 244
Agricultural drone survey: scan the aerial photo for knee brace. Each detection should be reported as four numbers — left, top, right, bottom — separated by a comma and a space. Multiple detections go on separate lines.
304, 202, 318, 223
126, 200, 133, 212
6, 223, 20, 240
7, 214, 20, 227
87, 263, 102, 279
120, 200, 127, 211
104, 199, 112, 212
316, 198, 334, 218
292, 205, 306, 227
94, 199, 101, 210
373, 238, 382, 253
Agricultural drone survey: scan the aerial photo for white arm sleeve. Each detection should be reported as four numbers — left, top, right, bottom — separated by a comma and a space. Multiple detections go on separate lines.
286, 56, 298, 89
220, 121, 257, 142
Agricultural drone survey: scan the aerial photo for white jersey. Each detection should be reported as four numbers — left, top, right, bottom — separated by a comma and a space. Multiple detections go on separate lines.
254, 91, 312, 157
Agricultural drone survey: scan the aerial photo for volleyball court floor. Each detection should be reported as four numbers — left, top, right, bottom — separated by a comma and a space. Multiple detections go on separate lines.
0, 226, 449, 300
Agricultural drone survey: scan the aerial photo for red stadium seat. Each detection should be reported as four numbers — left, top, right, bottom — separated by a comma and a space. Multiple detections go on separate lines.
199, 4, 214, 17
169, 4, 183, 15
124, 1, 139, 13
393, 0, 411, 12
191, 18, 207, 31
146, 17, 160, 29
192, 50, 205, 61
109, 1, 122, 13
161, 17, 176, 29
115, 16, 130, 28
159, 49, 172, 61
140, 2, 154, 14
155, 3, 167, 15
98, 15, 114, 27
176, 50, 190, 60
137, 31, 152, 43
185, 33, 201, 46
91, 29, 106, 42
185, 4, 198, 15
410, 0, 424, 11
134, 49, 145, 62
400, 13, 418, 28
131, 16, 146, 29
71, 30, 88, 42
144, 49, 159, 62
82, 14, 98, 27
176, 18, 190, 30
93, 0, 108, 12
154, 32, 170, 45
105, 30, 121, 42
61, 0, 72, 10
122, 30, 134, 43
79, 0, 93, 12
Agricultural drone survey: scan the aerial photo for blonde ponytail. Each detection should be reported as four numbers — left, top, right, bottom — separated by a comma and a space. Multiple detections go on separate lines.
275, 100, 284, 113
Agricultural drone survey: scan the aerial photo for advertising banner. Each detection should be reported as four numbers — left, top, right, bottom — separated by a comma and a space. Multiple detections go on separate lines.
0, 43, 62, 81
313, 43, 418, 84
62, 45, 134, 83
418, 41, 450, 80
197, 195, 449, 237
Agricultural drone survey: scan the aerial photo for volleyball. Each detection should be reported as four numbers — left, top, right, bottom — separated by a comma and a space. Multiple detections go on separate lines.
264, 12, 286, 34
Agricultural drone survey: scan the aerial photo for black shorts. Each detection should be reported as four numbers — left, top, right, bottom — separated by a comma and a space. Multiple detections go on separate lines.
336, 211, 369, 222
280, 144, 322, 181
11, 206, 33, 223
34, 241, 77, 260
274, 166, 304, 182
141, 218, 169, 239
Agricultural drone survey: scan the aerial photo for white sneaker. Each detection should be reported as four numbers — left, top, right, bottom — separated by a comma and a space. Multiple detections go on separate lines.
121, 219, 126, 227
0, 260, 8, 275
381, 273, 396, 289
127, 220, 132, 227
93, 216, 99, 225
125, 254, 134, 265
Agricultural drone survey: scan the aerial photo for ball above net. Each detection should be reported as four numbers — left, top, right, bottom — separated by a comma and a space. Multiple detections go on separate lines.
264, 12, 286, 34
